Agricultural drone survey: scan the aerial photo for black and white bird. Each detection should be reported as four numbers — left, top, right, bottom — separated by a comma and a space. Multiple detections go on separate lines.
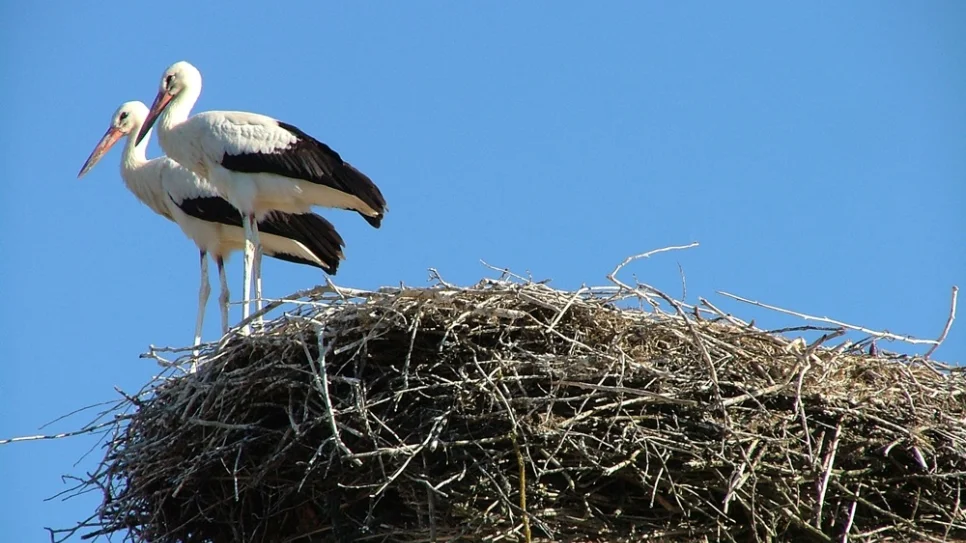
136, 61, 387, 326
79, 100, 346, 350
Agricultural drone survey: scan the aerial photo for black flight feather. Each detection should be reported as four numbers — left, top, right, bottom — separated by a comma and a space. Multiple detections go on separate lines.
259, 211, 345, 275
171, 195, 345, 275
219, 121, 386, 228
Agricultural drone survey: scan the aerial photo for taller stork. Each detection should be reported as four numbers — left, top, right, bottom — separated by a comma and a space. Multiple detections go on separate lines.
136, 61, 387, 326
79, 100, 346, 351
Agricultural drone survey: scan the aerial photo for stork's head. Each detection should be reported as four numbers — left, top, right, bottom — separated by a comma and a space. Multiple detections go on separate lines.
158, 61, 202, 98
136, 61, 202, 145
78, 101, 150, 178
112, 101, 149, 135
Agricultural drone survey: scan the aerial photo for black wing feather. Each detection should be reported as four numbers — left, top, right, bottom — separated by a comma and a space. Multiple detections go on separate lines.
174, 195, 244, 228
172, 195, 345, 274
258, 211, 345, 275
219, 121, 386, 228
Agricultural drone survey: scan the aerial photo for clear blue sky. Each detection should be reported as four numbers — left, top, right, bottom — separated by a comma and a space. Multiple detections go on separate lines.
1, 2, 963, 540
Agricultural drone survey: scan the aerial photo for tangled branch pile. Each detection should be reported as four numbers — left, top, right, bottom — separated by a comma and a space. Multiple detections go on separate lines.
68, 274, 965, 542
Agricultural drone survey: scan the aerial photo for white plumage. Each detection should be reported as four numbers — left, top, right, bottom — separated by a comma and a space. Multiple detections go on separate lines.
79, 100, 345, 351
136, 61, 387, 329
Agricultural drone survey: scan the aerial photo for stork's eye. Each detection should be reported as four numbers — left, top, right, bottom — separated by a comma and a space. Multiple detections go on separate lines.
119, 112, 129, 122
164, 74, 174, 88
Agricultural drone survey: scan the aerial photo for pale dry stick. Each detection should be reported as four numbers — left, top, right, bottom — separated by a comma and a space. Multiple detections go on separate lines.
38, 398, 126, 433
144, 343, 198, 354
303, 322, 362, 467
925, 285, 959, 360
44, 513, 101, 543
547, 287, 589, 333
558, 381, 698, 407
699, 298, 753, 329
602, 447, 645, 476
400, 307, 423, 392
840, 483, 862, 543
720, 382, 789, 407
521, 311, 612, 360
717, 291, 939, 346
637, 281, 728, 417
261, 293, 373, 314
427, 267, 458, 289
946, 479, 963, 541
558, 395, 655, 428
140, 345, 179, 367
228, 281, 371, 342
403, 463, 468, 498
186, 419, 257, 431
607, 242, 701, 283
231, 284, 329, 332
479, 259, 531, 284
910, 445, 929, 470
471, 307, 529, 320
516, 289, 576, 316
779, 505, 834, 543
370, 412, 450, 497
804, 330, 847, 360
469, 353, 534, 535
339, 435, 511, 463
678, 262, 688, 301
607, 243, 700, 311
0, 421, 118, 446
794, 362, 815, 462
831, 481, 947, 543
814, 421, 842, 529
422, 455, 437, 543
231, 445, 243, 502
722, 439, 758, 514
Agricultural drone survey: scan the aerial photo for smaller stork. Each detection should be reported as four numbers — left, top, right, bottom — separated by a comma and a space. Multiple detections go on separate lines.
136, 61, 387, 326
79, 100, 346, 351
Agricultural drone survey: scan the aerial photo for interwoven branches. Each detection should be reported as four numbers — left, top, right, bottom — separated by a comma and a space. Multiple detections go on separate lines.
43, 273, 966, 542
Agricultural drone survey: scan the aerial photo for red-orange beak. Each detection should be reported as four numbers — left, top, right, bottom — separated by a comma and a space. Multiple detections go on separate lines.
136, 89, 173, 146
78, 125, 125, 178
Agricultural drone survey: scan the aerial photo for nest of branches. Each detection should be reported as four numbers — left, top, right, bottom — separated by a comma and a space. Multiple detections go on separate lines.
69, 269, 965, 543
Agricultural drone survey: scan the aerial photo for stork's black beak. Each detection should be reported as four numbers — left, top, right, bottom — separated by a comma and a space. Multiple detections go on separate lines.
136, 89, 173, 145
78, 125, 124, 178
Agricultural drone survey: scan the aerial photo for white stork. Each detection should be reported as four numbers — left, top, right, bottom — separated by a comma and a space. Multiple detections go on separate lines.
79, 100, 346, 351
135, 61, 387, 326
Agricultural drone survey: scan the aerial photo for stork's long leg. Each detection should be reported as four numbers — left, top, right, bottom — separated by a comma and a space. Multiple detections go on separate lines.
193, 250, 210, 360
241, 213, 256, 334
250, 216, 264, 327
216, 256, 230, 335
254, 242, 264, 315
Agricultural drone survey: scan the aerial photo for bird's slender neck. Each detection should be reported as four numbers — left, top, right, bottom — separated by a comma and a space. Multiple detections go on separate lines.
122, 121, 150, 173
119, 121, 154, 196
159, 82, 201, 138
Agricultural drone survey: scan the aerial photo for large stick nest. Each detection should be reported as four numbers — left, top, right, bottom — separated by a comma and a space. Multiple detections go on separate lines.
74, 276, 965, 542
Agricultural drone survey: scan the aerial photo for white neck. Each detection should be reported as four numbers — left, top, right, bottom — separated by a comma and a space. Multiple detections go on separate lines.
118, 120, 164, 212
159, 83, 201, 140
121, 121, 150, 174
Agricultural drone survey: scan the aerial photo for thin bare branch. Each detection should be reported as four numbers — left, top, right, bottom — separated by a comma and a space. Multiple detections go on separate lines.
925, 285, 959, 359
718, 290, 939, 346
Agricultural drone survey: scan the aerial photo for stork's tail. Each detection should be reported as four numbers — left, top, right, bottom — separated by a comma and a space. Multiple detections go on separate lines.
257, 212, 346, 275
359, 211, 383, 228
340, 162, 386, 229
